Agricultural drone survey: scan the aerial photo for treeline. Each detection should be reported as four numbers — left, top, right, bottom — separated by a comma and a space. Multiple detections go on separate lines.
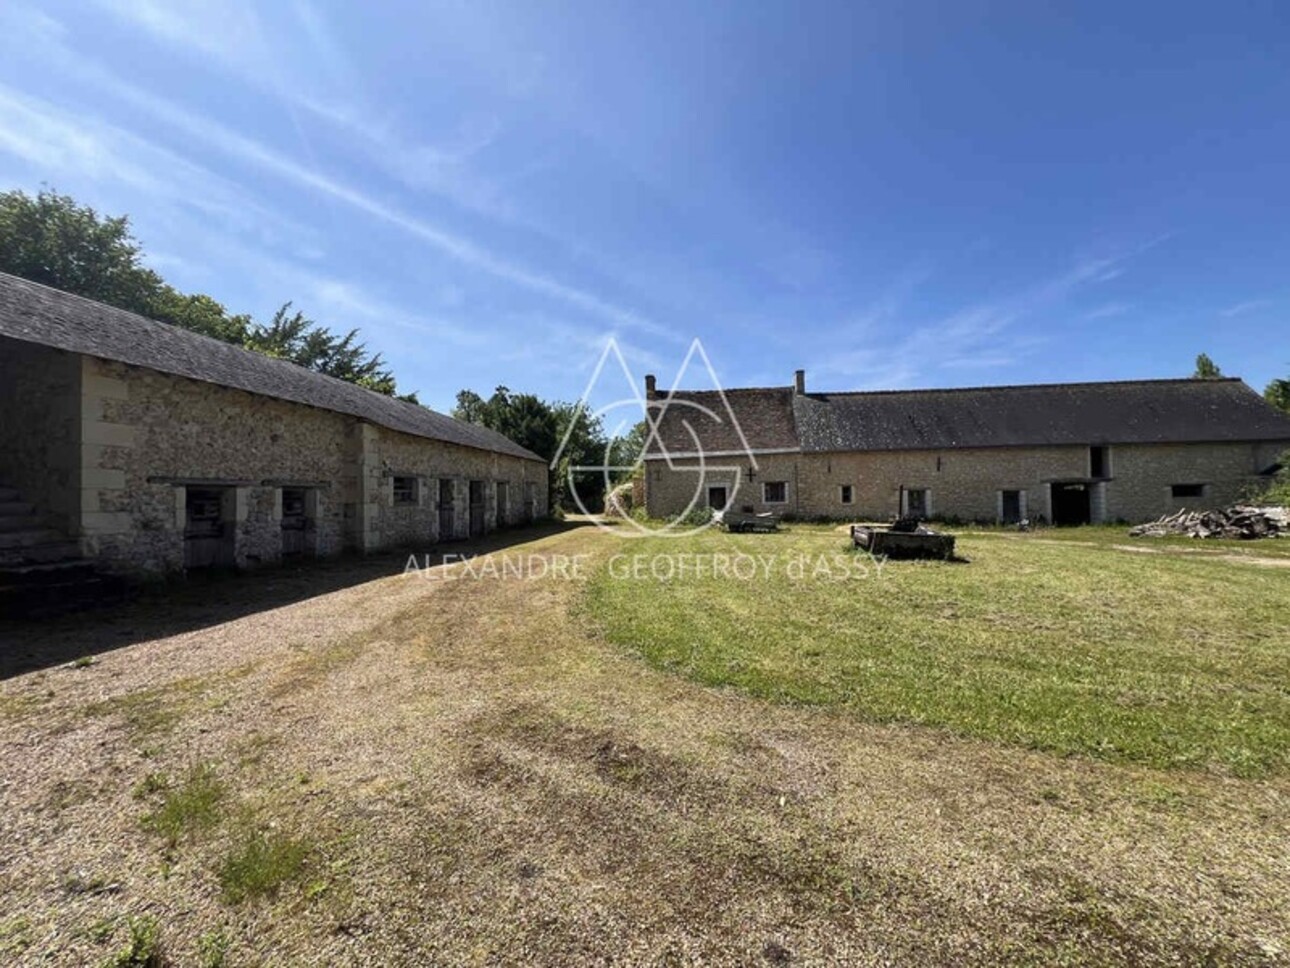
0, 188, 410, 398
454, 386, 645, 510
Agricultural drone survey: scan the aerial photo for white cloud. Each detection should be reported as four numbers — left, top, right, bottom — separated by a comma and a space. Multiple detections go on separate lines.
1219, 299, 1272, 318
1085, 302, 1130, 320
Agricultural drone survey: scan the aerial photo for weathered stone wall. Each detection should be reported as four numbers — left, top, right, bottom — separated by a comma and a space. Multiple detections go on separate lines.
646, 439, 1290, 524
0, 337, 81, 531
75, 355, 549, 573
1102, 440, 1288, 521
372, 428, 549, 546
83, 357, 356, 572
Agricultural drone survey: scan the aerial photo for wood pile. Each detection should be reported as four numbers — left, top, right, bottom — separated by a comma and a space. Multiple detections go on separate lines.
1129, 505, 1290, 539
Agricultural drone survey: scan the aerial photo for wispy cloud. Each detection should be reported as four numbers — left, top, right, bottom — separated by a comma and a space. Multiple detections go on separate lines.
808, 252, 1144, 388
6, 2, 678, 343
1085, 302, 1130, 320
1219, 299, 1272, 318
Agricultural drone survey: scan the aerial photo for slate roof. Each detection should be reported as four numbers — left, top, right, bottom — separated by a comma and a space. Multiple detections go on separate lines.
644, 387, 799, 455
645, 374, 1290, 457
794, 379, 1290, 452
0, 272, 543, 462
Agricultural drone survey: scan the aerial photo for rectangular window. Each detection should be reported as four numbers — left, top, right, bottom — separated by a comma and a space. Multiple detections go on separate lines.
905, 488, 929, 518
1171, 483, 1205, 498
392, 475, 418, 505
1090, 446, 1108, 478
839, 484, 853, 504
763, 481, 787, 504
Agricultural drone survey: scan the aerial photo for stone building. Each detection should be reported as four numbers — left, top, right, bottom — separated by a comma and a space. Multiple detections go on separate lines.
643, 369, 1290, 525
0, 272, 548, 576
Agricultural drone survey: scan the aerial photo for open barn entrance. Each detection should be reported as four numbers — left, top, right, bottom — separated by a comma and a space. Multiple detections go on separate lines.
1051, 483, 1091, 526
438, 479, 455, 540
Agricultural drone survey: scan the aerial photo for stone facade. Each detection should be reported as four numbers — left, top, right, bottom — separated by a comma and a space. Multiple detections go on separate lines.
646, 439, 1289, 524
0, 340, 548, 575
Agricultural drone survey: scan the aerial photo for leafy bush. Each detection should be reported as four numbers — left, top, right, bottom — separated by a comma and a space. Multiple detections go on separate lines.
1249, 449, 1290, 507
102, 916, 164, 968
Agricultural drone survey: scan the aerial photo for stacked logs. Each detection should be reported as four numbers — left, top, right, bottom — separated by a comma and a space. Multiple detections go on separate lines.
1129, 505, 1289, 539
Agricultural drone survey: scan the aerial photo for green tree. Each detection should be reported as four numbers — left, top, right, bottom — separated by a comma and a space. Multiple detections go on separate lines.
1265, 377, 1290, 414
246, 304, 397, 394
0, 187, 164, 314
1192, 353, 1223, 379
0, 187, 407, 396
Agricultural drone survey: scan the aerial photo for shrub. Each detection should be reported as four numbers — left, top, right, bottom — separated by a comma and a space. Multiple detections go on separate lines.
102, 916, 164, 968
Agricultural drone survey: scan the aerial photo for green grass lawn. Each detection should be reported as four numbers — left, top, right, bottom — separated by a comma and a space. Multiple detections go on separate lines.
586, 525, 1290, 776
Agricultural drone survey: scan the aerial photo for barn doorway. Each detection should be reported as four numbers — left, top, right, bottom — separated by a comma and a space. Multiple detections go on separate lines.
184, 487, 234, 569
495, 481, 508, 529
468, 480, 485, 537
280, 488, 308, 557
1051, 483, 1091, 526
438, 479, 455, 540
707, 485, 728, 510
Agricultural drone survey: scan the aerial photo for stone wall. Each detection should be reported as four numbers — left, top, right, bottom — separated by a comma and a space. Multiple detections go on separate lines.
646, 439, 1290, 524
0, 337, 81, 531
73, 355, 548, 574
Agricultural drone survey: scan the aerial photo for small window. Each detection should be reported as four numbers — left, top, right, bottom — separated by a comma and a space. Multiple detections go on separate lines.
1090, 446, 1108, 478
905, 488, 929, 518
839, 484, 853, 504
393, 475, 418, 505
1171, 483, 1205, 499
763, 481, 787, 504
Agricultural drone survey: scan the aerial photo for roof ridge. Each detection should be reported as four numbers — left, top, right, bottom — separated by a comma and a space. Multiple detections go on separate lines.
0, 271, 543, 462
806, 377, 1245, 397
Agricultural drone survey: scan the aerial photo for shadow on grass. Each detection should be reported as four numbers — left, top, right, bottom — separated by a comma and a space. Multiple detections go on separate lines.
0, 519, 588, 679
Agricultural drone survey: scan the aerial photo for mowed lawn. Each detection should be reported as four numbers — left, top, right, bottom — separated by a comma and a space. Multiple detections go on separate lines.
588, 525, 1290, 776
0, 521, 1287, 965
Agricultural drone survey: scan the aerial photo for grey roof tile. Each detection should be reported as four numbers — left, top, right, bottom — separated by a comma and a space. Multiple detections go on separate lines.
0, 272, 544, 462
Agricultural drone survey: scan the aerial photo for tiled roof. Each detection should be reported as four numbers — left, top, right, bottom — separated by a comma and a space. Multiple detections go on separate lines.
646, 375, 1290, 457
644, 387, 799, 455
793, 379, 1290, 452
0, 272, 544, 462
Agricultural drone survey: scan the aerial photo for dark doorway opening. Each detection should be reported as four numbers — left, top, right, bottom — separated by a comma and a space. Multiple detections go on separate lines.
707, 486, 728, 510
1051, 483, 1091, 526
524, 482, 536, 524
1001, 489, 1023, 524
184, 487, 234, 569
281, 487, 308, 557
438, 479, 455, 540
495, 481, 508, 529
469, 480, 485, 537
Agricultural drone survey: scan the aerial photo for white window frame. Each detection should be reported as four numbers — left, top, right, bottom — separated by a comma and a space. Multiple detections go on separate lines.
839, 483, 854, 505
763, 481, 788, 505
902, 488, 931, 517
392, 475, 419, 506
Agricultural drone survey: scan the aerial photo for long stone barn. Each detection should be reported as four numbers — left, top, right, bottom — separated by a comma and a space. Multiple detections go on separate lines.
643, 369, 1290, 525
0, 272, 548, 576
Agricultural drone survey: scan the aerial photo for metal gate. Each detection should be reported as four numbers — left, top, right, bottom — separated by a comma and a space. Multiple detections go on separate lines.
469, 480, 485, 537
184, 487, 234, 569
281, 488, 307, 556
438, 479, 455, 540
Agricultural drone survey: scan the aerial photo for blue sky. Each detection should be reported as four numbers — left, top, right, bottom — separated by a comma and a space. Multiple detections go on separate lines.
1, 1, 1287, 412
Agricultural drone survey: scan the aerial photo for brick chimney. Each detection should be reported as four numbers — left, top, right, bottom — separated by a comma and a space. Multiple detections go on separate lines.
645, 374, 657, 399
794, 369, 806, 394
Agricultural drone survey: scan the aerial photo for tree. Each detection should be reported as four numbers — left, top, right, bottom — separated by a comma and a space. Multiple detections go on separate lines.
1266, 377, 1290, 414
0, 187, 407, 396
246, 304, 398, 394
0, 188, 164, 315
1192, 353, 1223, 379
